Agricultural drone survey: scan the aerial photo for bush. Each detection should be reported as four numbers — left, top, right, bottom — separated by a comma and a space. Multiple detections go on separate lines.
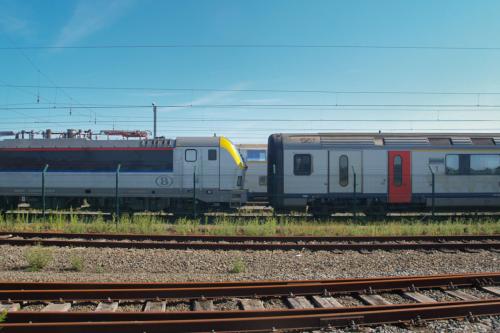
70, 255, 84, 272
229, 258, 246, 273
24, 246, 53, 272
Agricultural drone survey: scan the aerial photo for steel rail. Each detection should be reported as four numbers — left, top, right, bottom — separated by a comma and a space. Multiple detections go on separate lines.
3, 300, 497, 323
0, 301, 499, 333
1, 230, 499, 242
0, 231, 498, 251
2, 272, 498, 302
1, 238, 498, 251
0, 272, 484, 290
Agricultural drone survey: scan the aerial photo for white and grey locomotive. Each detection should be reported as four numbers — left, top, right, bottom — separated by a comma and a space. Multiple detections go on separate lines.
0, 130, 247, 212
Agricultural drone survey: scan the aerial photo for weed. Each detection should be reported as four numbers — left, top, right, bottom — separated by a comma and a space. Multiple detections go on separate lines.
24, 246, 53, 272
70, 255, 85, 272
229, 258, 246, 273
174, 218, 198, 235
0, 212, 499, 237
0, 309, 6, 323
95, 265, 105, 274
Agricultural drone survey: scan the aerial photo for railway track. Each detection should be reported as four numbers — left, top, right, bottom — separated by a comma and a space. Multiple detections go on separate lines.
0, 273, 499, 332
0, 231, 499, 252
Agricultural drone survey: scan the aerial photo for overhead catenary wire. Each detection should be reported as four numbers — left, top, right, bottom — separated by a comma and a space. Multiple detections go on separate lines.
3, 102, 499, 113
3, 83, 500, 96
3, 103, 500, 110
3, 43, 500, 51
1, 119, 499, 125
0, 80, 48, 122
1, 35, 96, 121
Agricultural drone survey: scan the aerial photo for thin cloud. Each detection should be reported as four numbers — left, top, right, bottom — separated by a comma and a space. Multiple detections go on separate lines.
240, 98, 283, 104
53, 0, 135, 47
0, 15, 29, 35
130, 91, 181, 98
0, 0, 31, 37
161, 82, 250, 113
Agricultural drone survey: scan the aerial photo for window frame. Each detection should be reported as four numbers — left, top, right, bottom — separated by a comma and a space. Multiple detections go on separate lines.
293, 154, 312, 176
393, 155, 403, 187
339, 155, 349, 187
185, 149, 197, 162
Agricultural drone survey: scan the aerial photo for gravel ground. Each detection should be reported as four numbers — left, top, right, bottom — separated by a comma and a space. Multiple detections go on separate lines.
1, 245, 499, 332
419, 289, 461, 302
312, 315, 500, 332
263, 297, 287, 309
116, 301, 144, 312
20, 302, 46, 311
379, 292, 415, 304
459, 287, 496, 299
213, 298, 240, 311
336, 294, 364, 306
0, 245, 498, 282
164, 299, 191, 311
69, 302, 97, 312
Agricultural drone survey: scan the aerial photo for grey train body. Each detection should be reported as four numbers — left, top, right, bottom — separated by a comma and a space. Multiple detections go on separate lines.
267, 133, 500, 215
0, 136, 247, 212
237, 144, 268, 201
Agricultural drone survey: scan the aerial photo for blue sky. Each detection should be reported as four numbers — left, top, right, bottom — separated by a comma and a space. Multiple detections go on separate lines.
1, 0, 500, 143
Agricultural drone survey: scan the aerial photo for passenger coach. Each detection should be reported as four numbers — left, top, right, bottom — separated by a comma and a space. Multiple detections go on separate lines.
268, 133, 500, 215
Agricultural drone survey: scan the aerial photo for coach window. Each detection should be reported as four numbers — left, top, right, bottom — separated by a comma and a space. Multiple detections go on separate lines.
445, 155, 460, 175
394, 155, 402, 186
446, 154, 475, 175
470, 155, 500, 175
293, 154, 312, 175
185, 149, 197, 162
339, 155, 348, 187
247, 149, 267, 162
208, 149, 217, 161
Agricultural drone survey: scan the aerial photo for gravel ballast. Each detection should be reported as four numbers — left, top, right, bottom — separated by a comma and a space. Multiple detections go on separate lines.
0, 245, 498, 282
0, 245, 498, 332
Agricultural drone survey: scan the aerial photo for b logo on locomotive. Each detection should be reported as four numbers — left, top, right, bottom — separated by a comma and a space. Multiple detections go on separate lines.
155, 176, 174, 187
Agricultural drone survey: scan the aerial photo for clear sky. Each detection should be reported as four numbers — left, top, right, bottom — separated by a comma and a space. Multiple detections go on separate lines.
1, 0, 500, 143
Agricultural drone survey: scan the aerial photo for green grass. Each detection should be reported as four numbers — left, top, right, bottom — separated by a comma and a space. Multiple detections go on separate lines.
0, 213, 499, 237
229, 258, 246, 273
69, 255, 85, 272
0, 310, 6, 323
23, 246, 53, 271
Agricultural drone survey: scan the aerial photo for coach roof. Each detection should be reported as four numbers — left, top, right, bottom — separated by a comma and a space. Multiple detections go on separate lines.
275, 132, 500, 148
175, 137, 220, 147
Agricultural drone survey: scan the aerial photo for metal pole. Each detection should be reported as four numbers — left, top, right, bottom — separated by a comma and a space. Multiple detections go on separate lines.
115, 164, 121, 219
42, 164, 49, 217
428, 166, 435, 218
193, 169, 197, 218
352, 167, 357, 219
152, 103, 157, 138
